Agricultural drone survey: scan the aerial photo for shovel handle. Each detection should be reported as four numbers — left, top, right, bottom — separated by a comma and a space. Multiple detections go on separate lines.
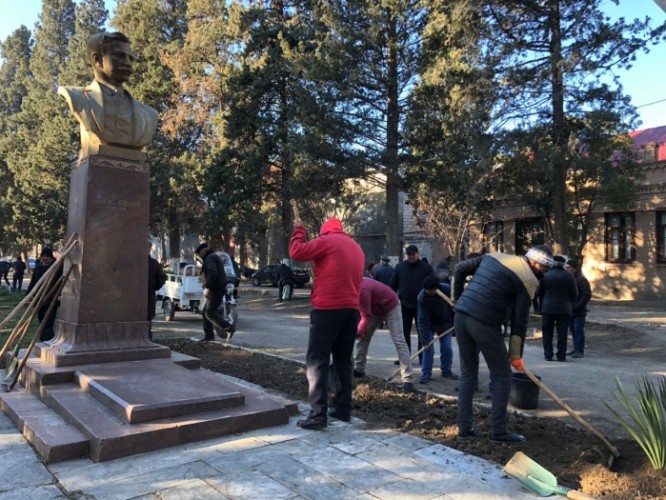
523, 366, 620, 458
434, 289, 455, 308
386, 326, 455, 382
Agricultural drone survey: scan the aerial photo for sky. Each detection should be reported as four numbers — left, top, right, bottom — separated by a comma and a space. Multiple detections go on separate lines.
1, 0, 666, 130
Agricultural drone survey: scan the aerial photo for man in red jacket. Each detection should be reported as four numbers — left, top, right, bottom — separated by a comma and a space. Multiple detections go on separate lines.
354, 277, 414, 392
290, 216, 365, 429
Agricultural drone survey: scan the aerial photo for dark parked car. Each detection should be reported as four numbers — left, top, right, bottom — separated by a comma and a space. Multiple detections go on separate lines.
251, 264, 310, 288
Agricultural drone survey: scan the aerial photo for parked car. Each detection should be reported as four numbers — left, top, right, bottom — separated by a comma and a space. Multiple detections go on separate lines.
251, 264, 310, 288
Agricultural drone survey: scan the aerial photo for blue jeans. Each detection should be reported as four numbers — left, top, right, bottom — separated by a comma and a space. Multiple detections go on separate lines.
569, 315, 586, 354
420, 328, 453, 379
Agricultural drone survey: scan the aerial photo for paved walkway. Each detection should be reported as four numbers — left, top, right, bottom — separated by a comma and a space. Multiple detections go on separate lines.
0, 373, 534, 500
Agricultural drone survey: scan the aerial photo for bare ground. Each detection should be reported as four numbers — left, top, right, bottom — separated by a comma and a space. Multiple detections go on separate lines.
161, 327, 666, 500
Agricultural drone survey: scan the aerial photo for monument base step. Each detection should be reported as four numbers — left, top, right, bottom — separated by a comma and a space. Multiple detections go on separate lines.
1, 354, 298, 463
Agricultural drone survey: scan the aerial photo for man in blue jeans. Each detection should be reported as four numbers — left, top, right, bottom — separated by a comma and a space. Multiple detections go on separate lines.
417, 275, 458, 384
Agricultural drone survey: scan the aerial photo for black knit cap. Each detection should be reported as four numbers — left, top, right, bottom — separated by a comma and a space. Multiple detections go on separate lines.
40, 248, 54, 259
422, 275, 440, 290
566, 259, 578, 270
194, 243, 209, 254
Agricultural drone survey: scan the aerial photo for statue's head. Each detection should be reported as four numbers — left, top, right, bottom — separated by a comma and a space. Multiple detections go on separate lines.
87, 32, 133, 86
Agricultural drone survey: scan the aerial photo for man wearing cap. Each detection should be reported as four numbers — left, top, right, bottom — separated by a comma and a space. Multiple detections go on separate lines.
536, 255, 578, 362
373, 256, 393, 286
453, 244, 553, 443
193, 243, 235, 342
564, 259, 591, 358
390, 245, 434, 360
289, 216, 365, 430
26, 248, 63, 341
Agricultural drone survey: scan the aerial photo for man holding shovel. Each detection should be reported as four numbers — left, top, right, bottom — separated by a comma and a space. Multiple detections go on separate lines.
453, 245, 553, 443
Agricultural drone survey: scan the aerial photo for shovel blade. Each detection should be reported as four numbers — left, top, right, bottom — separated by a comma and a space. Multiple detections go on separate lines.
504, 452, 568, 496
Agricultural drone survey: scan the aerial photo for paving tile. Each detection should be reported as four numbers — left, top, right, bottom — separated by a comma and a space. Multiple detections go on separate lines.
293, 446, 403, 493
0, 437, 53, 488
368, 478, 449, 500
205, 439, 314, 471
80, 460, 221, 499
247, 420, 311, 444
381, 433, 434, 452
130, 479, 228, 499
205, 470, 296, 499
255, 456, 361, 499
0, 484, 63, 500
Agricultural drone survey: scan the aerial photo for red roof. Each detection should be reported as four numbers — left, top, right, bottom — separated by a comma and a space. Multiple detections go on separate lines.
629, 125, 666, 162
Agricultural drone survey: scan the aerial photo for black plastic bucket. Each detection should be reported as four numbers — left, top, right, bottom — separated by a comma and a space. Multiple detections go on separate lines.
510, 372, 541, 410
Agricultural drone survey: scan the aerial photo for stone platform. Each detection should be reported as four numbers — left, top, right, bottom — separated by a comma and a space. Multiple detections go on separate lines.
0, 346, 298, 463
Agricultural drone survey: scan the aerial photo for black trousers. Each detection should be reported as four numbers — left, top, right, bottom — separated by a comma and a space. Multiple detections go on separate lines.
38, 304, 58, 342
203, 288, 231, 338
305, 308, 359, 418
401, 305, 422, 360
542, 313, 570, 361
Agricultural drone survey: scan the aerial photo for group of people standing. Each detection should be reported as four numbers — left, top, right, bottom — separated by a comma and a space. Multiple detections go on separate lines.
0, 257, 27, 292
289, 215, 591, 444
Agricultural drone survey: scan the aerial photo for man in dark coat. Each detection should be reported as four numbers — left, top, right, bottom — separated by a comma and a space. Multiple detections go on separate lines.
194, 243, 234, 343
565, 259, 591, 358
148, 242, 167, 340
373, 256, 393, 286
453, 244, 553, 443
390, 245, 434, 358
26, 248, 63, 341
0, 260, 10, 287
11, 257, 26, 292
277, 262, 294, 302
536, 255, 578, 362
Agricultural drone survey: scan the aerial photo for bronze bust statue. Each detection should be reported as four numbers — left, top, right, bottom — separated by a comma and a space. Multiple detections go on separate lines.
58, 32, 158, 160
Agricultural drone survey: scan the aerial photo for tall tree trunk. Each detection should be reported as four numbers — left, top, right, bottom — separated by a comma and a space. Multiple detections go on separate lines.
385, 8, 401, 257
549, 0, 568, 254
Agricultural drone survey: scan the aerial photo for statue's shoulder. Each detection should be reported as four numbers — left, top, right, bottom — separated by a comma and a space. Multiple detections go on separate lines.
57, 84, 93, 113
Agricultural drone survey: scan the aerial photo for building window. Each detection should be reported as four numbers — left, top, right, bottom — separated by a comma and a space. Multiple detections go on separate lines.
605, 213, 635, 262
657, 212, 666, 263
483, 221, 504, 253
515, 217, 545, 255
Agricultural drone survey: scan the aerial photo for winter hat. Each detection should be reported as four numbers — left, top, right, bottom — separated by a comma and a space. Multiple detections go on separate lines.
405, 244, 419, 254
525, 244, 554, 268
566, 259, 578, 270
40, 248, 54, 259
194, 243, 209, 254
381, 256, 390, 263
422, 275, 440, 290
553, 255, 566, 267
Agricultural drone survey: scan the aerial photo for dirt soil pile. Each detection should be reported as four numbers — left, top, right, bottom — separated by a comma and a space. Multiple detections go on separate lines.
163, 338, 665, 499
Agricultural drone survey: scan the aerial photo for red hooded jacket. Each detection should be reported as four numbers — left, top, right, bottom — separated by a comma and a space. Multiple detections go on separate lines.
289, 217, 365, 310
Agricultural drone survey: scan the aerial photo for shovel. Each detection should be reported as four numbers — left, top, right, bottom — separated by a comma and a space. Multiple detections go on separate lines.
504, 452, 596, 499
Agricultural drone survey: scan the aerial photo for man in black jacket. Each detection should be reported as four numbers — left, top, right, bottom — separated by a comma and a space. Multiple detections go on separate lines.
453, 245, 553, 444
148, 242, 167, 341
536, 255, 578, 362
373, 256, 393, 286
26, 248, 63, 341
194, 243, 234, 342
390, 245, 434, 359
565, 259, 591, 358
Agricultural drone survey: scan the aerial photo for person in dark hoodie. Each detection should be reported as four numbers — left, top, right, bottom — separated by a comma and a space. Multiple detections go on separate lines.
453, 244, 553, 443
417, 275, 458, 384
26, 248, 63, 341
390, 245, 434, 360
289, 216, 365, 430
536, 255, 578, 362
564, 259, 591, 358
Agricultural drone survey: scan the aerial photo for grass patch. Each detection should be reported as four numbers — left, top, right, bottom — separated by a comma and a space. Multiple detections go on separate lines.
0, 290, 38, 356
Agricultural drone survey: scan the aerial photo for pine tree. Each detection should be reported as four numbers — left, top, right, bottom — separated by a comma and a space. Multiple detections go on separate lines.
3, 0, 76, 249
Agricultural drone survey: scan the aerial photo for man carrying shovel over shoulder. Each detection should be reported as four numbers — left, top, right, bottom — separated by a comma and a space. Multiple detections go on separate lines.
453, 245, 553, 443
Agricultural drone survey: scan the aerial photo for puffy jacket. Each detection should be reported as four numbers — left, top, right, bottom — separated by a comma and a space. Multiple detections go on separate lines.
289, 217, 365, 310
358, 277, 399, 337
572, 273, 591, 317
417, 283, 454, 341
200, 250, 227, 291
453, 253, 539, 341
536, 266, 578, 316
390, 259, 434, 309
